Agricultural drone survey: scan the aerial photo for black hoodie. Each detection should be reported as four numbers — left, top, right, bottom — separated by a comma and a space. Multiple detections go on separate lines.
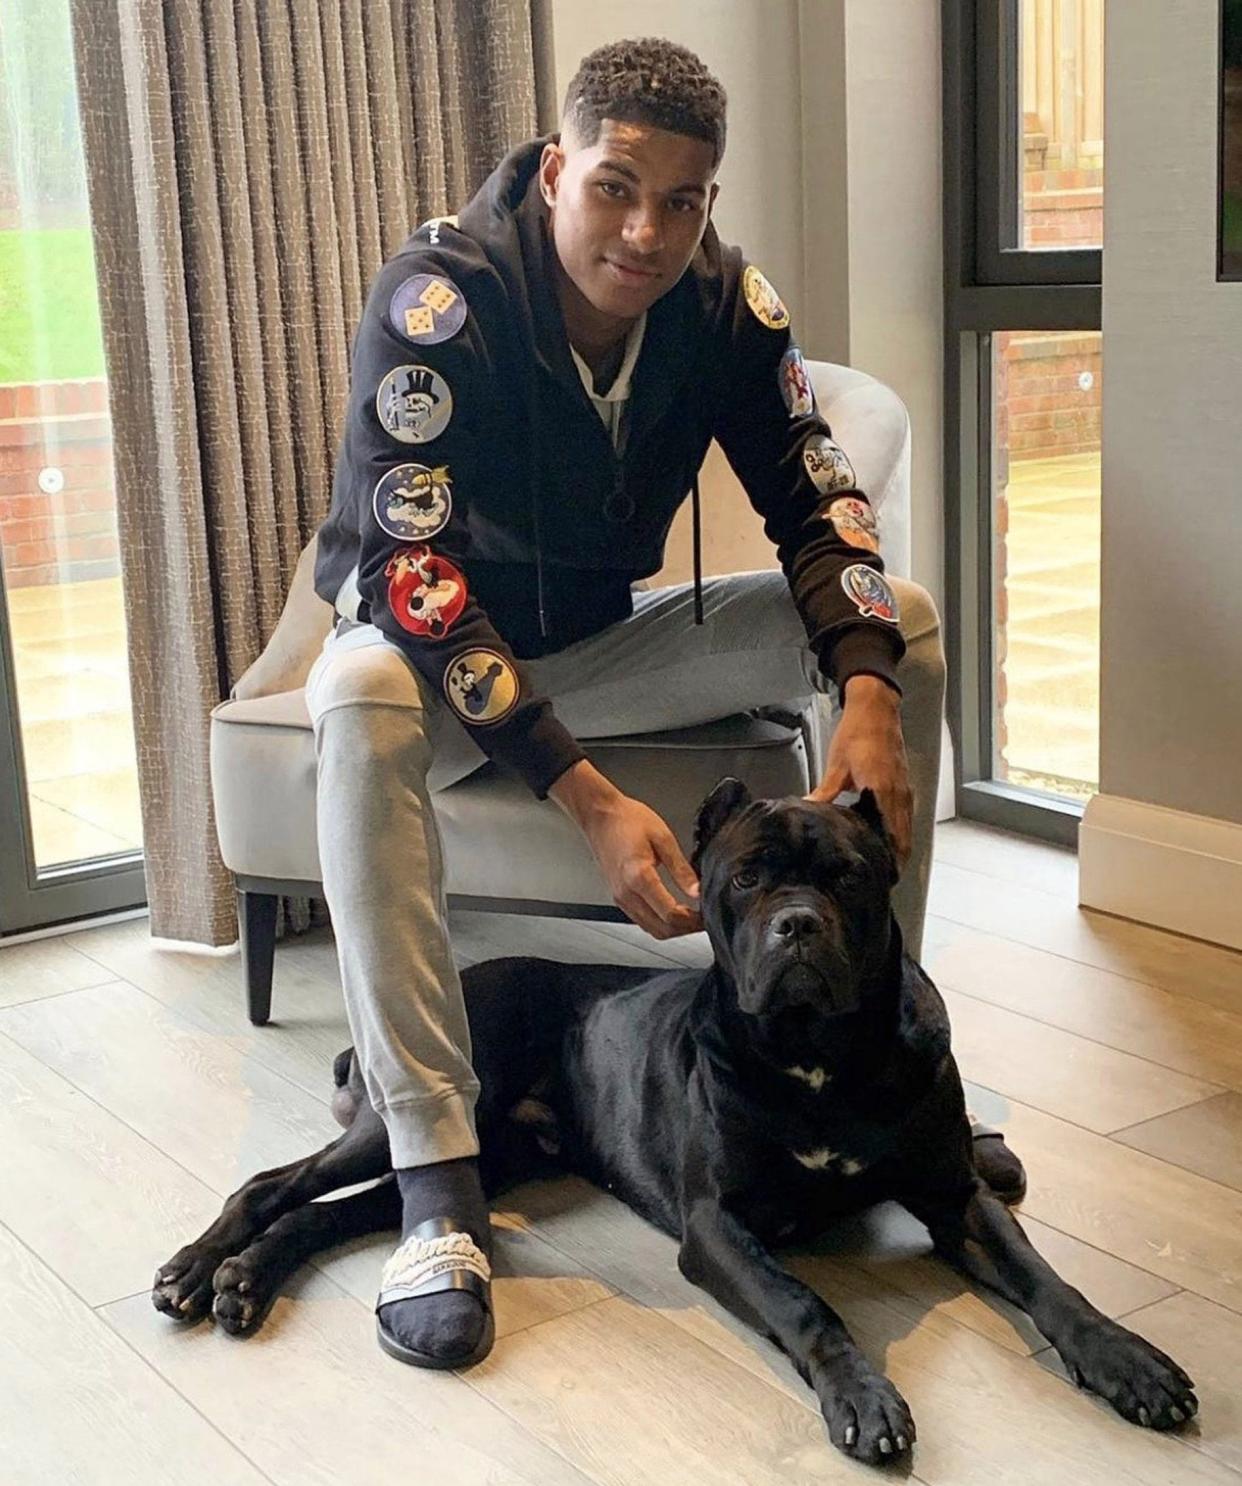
314, 138, 905, 799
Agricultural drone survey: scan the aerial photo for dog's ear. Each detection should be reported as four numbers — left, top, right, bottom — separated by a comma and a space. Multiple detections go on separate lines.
692, 777, 752, 871
851, 788, 899, 885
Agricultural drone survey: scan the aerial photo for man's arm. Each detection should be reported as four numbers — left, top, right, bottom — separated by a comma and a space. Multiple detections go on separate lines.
345, 250, 584, 799
711, 259, 911, 856
548, 759, 702, 939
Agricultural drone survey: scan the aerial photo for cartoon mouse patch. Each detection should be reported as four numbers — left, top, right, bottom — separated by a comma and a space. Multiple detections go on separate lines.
385, 545, 468, 639
443, 648, 520, 726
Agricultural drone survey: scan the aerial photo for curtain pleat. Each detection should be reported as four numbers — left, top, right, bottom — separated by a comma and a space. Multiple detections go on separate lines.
69, 0, 544, 944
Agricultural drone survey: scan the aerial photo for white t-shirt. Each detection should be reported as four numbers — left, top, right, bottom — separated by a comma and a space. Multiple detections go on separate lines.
568, 313, 647, 450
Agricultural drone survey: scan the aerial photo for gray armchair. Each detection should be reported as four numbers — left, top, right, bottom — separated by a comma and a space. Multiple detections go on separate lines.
210, 360, 913, 1023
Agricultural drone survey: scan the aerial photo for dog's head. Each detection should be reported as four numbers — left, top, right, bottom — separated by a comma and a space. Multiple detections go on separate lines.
691, 778, 899, 1034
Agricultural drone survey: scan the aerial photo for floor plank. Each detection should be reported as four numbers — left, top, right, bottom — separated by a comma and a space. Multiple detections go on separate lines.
924, 916, 1242, 1092
0, 1221, 268, 1486
0, 934, 117, 1008
0, 980, 342, 1197
0, 1027, 224, 1307
963, 1082, 1242, 1314
1113, 1092, 1242, 1192
468, 1292, 888, 1486
928, 861, 1242, 1013
942, 985, 1223, 1134
932, 819, 1079, 898
102, 1270, 597, 1486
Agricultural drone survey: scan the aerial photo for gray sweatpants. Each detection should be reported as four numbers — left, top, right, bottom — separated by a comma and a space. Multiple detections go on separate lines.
306, 569, 945, 1168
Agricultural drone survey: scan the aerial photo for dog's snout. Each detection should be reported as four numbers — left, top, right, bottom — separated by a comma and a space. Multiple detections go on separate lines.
770, 905, 822, 944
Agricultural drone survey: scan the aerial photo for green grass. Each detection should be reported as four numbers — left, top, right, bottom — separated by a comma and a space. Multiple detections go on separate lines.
0, 227, 106, 384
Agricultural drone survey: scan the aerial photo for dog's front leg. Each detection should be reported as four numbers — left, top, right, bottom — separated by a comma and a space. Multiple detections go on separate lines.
910, 1182, 1197, 1431
678, 1196, 915, 1464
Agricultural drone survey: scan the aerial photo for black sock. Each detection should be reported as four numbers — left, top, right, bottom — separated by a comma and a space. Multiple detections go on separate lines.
377, 1156, 493, 1363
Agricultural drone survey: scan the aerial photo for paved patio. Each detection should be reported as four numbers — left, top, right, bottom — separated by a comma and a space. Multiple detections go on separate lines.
8, 575, 140, 868
1000, 451, 1101, 801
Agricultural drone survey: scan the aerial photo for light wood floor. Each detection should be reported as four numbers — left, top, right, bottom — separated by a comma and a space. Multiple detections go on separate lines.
2, 820, 1241, 1484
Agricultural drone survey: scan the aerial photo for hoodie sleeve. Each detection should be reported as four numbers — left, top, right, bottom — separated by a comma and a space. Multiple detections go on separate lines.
711, 262, 906, 697
343, 251, 585, 798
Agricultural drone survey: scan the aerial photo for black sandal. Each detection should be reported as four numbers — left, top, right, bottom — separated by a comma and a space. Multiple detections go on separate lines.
375, 1216, 495, 1369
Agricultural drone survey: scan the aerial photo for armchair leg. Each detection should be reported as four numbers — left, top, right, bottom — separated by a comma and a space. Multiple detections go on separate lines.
238, 889, 278, 1026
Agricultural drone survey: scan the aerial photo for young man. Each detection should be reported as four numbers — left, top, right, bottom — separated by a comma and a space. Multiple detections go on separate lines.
310, 37, 1023, 1370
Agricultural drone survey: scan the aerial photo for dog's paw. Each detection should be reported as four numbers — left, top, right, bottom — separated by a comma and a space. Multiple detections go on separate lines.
152, 1243, 225, 1323
211, 1252, 267, 1336
1060, 1317, 1197, 1430
814, 1354, 916, 1465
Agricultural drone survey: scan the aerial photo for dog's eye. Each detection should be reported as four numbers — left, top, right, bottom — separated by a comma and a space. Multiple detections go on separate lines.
731, 870, 759, 891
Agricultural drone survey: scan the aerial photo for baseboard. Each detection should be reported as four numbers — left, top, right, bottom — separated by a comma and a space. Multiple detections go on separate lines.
1079, 793, 1242, 951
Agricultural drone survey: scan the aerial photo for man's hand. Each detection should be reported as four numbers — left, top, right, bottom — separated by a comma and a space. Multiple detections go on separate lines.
549, 760, 702, 939
806, 674, 912, 867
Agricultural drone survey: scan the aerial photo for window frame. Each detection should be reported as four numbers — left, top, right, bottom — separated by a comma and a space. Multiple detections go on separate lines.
943, 0, 1102, 846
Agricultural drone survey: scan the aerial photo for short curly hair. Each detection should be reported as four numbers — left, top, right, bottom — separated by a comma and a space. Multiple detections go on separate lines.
562, 38, 727, 166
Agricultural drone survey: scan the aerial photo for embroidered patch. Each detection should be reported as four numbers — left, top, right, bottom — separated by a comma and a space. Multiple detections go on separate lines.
388, 273, 467, 346
779, 347, 814, 418
377, 364, 453, 444
419, 213, 459, 247
742, 264, 790, 330
385, 545, 468, 639
823, 496, 879, 554
444, 648, 520, 726
802, 433, 857, 495
841, 564, 900, 623
372, 463, 452, 541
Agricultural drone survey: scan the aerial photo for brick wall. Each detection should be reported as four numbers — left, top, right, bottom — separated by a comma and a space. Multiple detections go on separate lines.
995, 330, 1102, 470
1022, 167, 1103, 249
0, 379, 118, 589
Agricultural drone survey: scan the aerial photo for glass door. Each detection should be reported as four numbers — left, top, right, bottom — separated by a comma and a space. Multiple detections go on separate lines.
0, 0, 145, 931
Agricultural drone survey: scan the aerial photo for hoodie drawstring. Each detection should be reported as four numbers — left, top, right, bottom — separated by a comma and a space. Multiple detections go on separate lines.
528, 376, 549, 642
692, 473, 704, 626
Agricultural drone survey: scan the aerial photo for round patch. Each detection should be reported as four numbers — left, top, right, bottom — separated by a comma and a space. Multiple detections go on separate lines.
373, 464, 453, 541
742, 264, 790, 330
841, 564, 899, 624
388, 274, 467, 346
823, 497, 879, 554
779, 347, 814, 418
443, 648, 520, 726
376, 364, 453, 444
385, 545, 468, 640
802, 433, 856, 495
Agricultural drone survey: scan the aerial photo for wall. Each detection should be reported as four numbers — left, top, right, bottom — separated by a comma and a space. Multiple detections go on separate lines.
548, 0, 945, 608
1098, 1, 1242, 826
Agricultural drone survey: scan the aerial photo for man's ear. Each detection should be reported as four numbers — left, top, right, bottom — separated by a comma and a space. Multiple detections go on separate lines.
538, 141, 564, 208
692, 777, 751, 872
851, 788, 899, 886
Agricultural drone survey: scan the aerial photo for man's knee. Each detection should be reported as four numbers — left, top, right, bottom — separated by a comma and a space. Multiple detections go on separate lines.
309, 637, 428, 718
888, 576, 941, 648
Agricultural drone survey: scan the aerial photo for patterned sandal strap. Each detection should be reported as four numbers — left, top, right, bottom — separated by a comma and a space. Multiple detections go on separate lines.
376, 1218, 492, 1311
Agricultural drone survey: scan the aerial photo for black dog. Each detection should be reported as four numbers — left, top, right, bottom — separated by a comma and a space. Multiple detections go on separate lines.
153, 783, 1197, 1465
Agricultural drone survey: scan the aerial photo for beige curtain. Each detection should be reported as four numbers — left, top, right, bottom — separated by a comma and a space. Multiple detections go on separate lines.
69, 0, 550, 944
